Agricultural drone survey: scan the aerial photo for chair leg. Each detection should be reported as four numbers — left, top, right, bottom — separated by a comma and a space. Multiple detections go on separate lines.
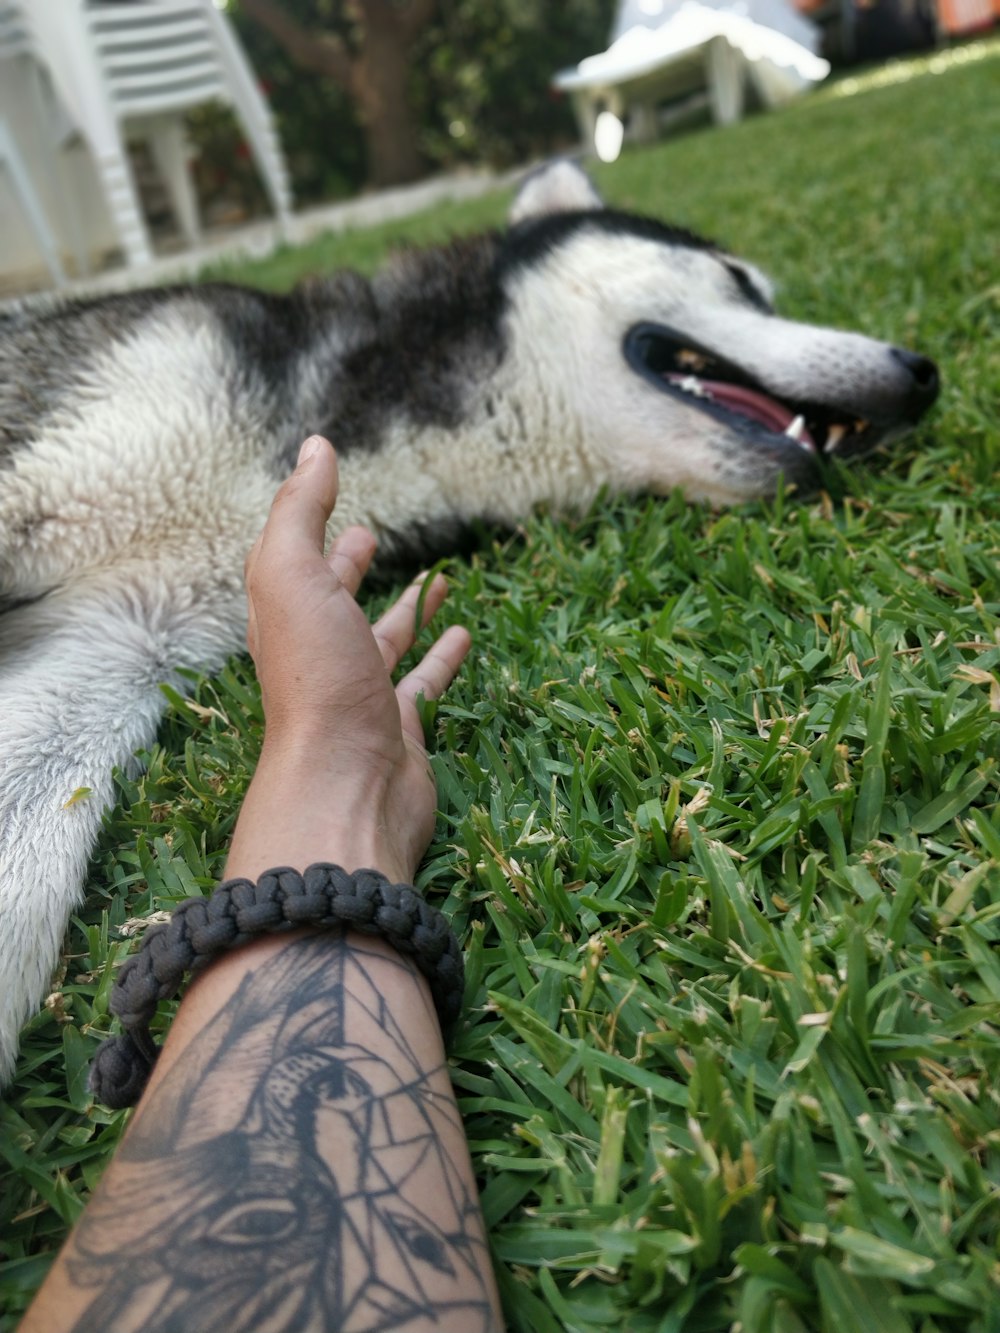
707, 37, 746, 125
570, 92, 599, 155
94, 148, 154, 269
208, 12, 293, 222
26, 61, 90, 278
148, 119, 201, 247
233, 110, 292, 223
0, 123, 67, 287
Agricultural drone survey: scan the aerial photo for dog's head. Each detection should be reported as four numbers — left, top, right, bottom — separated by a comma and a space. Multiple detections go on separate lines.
502, 161, 939, 505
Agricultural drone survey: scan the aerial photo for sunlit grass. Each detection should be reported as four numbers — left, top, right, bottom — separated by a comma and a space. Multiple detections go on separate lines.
825, 30, 999, 100
2, 37, 999, 1333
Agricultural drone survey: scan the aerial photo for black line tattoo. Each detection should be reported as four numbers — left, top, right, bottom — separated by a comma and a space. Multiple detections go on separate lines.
63, 936, 497, 1332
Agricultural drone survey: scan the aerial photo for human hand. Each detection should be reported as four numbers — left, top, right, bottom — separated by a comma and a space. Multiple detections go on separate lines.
225, 435, 471, 886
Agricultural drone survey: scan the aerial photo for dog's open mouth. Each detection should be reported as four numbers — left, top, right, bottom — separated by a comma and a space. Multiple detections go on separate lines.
625, 322, 876, 458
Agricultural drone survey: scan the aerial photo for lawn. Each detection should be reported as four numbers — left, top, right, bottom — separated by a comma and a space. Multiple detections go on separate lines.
2, 35, 999, 1333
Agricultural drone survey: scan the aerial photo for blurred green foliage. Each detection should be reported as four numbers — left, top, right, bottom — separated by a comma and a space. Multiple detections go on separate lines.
198, 0, 615, 207
412, 1, 615, 171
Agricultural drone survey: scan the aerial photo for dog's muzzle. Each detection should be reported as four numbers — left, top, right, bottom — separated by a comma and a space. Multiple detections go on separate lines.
624, 322, 940, 466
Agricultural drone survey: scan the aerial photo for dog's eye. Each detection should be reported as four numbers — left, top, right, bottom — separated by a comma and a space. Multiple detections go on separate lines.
724, 263, 772, 314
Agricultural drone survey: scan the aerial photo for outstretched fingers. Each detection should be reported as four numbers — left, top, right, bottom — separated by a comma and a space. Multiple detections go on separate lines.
373, 572, 451, 674
326, 525, 377, 597
396, 625, 472, 743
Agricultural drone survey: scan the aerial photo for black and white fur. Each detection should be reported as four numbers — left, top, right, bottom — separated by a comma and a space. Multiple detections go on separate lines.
0, 162, 938, 1081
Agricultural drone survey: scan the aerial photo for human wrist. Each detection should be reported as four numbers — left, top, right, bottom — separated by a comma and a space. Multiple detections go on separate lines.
90, 869, 464, 1110
225, 733, 416, 884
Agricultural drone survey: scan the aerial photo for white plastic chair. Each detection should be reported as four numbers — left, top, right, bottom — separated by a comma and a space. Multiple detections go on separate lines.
555, 0, 830, 158
13, 0, 292, 271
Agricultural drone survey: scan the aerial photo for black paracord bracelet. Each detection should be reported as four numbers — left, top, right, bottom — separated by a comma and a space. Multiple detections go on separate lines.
89, 863, 464, 1110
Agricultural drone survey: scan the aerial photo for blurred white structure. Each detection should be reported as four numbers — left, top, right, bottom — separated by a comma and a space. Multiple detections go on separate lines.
555, 0, 831, 161
0, 0, 291, 286
0, 115, 67, 286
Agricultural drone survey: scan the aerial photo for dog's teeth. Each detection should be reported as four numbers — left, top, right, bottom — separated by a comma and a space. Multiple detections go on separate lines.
785, 415, 806, 441
679, 375, 707, 397
824, 423, 847, 453
677, 349, 708, 371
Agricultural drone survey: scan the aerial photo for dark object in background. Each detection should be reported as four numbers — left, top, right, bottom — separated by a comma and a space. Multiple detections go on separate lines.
852, 0, 936, 59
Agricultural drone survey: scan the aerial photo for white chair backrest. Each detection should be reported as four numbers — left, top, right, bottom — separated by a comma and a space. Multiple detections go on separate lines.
85, 1, 229, 116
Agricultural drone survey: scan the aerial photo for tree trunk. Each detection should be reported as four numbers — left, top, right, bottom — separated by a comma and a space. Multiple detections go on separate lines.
238, 0, 437, 189
352, 20, 425, 188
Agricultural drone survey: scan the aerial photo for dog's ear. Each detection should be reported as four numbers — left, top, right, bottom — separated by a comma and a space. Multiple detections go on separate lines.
509, 159, 603, 225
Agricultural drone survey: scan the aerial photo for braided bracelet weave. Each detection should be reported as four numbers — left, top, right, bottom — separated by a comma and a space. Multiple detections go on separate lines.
89, 863, 464, 1110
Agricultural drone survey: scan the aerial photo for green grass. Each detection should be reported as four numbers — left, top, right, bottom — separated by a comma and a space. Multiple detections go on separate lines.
2, 36, 999, 1332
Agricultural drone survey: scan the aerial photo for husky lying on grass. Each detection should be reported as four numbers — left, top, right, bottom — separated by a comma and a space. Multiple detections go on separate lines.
0, 161, 938, 1082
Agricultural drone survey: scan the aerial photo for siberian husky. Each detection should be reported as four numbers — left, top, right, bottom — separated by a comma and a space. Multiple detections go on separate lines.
0, 161, 938, 1081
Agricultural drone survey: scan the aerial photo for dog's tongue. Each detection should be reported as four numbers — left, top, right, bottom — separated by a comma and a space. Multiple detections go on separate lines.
668, 374, 814, 447
700, 380, 795, 433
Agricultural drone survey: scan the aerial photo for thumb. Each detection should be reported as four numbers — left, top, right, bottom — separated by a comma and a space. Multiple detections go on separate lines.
262, 436, 340, 566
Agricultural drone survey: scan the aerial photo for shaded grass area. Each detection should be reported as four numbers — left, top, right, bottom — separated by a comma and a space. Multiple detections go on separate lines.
2, 36, 999, 1333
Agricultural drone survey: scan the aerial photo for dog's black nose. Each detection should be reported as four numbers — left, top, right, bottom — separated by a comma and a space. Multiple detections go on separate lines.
891, 347, 940, 417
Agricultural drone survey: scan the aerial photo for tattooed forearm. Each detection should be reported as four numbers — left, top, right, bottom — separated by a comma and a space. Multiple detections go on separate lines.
44, 935, 499, 1333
